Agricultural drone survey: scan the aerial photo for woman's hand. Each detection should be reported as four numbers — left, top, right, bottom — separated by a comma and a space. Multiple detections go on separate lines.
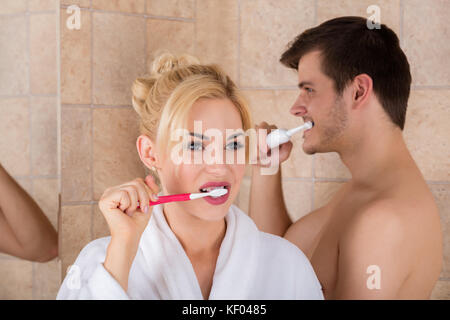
99, 175, 159, 292
98, 176, 160, 242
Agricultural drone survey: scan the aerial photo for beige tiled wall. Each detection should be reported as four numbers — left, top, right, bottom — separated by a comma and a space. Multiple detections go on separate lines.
3, 0, 447, 299
0, 0, 60, 299
58, 0, 449, 300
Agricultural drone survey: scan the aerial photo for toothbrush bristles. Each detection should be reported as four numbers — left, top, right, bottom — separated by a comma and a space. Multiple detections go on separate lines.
209, 188, 228, 198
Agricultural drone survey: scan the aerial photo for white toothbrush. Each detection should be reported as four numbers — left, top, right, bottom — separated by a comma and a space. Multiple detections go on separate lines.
266, 121, 314, 149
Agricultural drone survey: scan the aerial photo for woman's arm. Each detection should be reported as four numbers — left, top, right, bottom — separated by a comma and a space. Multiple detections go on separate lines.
97, 176, 159, 292
0, 164, 57, 262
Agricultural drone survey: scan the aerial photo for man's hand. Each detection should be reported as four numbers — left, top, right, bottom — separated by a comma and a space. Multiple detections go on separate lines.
248, 122, 294, 236
252, 122, 293, 169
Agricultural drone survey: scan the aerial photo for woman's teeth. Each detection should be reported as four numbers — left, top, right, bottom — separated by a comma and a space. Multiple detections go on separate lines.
200, 186, 227, 193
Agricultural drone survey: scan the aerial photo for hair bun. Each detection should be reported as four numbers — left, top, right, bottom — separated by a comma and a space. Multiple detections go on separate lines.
150, 52, 200, 76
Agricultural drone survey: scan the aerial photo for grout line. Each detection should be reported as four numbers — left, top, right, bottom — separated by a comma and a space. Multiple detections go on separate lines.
61, 105, 132, 109
400, 0, 404, 47
237, 0, 241, 87
90, 201, 94, 241
26, 2, 34, 184
0, 93, 59, 98
427, 181, 450, 185
2, 84, 449, 101
91, 104, 133, 109
56, 0, 62, 230
240, 86, 299, 91
0, 10, 55, 17
12, 174, 60, 180
26, 0, 36, 301
32, 261, 36, 300
61, 103, 92, 108
60, 4, 194, 22
62, 200, 99, 206
193, 0, 197, 57
314, 0, 318, 25
144, 0, 148, 70
90, 4, 95, 240
411, 85, 450, 90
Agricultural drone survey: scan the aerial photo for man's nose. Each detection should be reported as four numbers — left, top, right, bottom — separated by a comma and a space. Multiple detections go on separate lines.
290, 94, 308, 117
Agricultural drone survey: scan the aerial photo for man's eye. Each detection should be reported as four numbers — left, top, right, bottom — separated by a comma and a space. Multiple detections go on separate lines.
305, 87, 313, 93
186, 141, 203, 151
226, 141, 244, 150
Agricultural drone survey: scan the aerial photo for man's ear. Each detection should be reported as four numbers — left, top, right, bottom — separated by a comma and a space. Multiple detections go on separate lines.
351, 73, 373, 110
136, 135, 160, 170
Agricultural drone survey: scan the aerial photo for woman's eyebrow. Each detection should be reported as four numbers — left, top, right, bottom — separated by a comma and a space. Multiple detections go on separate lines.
189, 132, 244, 140
189, 132, 210, 140
227, 132, 244, 140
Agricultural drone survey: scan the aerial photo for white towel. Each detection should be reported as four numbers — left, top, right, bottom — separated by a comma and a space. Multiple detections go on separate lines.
57, 204, 323, 300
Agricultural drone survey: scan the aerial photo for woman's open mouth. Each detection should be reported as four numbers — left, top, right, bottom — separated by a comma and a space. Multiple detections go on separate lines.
199, 182, 231, 205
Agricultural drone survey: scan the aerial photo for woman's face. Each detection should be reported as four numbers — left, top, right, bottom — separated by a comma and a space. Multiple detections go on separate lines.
157, 98, 246, 221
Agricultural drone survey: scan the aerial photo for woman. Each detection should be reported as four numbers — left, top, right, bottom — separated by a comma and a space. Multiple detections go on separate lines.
57, 53, 323, 300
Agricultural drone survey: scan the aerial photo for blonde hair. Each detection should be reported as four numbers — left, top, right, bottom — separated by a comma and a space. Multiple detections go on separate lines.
131, 53, 253, 174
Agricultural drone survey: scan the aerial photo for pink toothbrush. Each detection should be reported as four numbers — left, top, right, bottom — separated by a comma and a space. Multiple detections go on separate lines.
137, 188, 228, 207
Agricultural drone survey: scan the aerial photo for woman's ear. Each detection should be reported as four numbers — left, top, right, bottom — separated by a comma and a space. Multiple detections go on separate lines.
136, 135, 160, 170
351, 73, 373, 110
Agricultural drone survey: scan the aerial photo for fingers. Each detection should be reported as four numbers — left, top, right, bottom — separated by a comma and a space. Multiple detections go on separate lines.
102, 178, 156, 216
118, 185, 139, 215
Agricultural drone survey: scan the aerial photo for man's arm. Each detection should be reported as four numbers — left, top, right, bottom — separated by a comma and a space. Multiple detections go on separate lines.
332, 205, 412, 299
0, 164, 58, 262
249, 165, 292, 236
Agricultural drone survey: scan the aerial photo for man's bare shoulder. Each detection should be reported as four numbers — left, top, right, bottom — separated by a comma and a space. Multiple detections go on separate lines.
344, 193, 440, 245
341, 194, 442, 274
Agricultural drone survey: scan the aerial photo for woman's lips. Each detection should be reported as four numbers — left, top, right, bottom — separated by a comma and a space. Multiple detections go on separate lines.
202, 189, 230, 205
198, 181, 231, 206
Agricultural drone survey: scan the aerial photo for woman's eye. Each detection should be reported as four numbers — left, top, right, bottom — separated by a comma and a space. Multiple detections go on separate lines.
226, 141, 244, 150
187, 141, 203, 151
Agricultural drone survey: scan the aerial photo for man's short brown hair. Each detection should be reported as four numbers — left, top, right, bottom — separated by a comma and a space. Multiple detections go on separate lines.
280, 16, 411, 130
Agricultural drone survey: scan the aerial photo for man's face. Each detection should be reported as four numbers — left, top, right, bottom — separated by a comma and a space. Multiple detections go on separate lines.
290, 50, 349, 155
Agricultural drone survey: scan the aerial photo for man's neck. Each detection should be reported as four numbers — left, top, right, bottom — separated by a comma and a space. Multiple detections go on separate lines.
338, 126, 419, 189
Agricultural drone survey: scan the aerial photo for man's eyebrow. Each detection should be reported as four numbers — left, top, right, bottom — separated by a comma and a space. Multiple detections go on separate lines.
189, 132, 210, 140
298, 81, 314, 88
227, 132, 244, 140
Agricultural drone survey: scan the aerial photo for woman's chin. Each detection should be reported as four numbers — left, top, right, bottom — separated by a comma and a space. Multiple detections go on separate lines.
192, 202, 231, 221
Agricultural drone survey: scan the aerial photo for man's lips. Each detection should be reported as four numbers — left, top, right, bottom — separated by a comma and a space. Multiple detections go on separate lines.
303, 119, 314, 137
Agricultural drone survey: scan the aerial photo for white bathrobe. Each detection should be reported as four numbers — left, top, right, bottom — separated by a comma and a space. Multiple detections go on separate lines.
57, 204, 324, 300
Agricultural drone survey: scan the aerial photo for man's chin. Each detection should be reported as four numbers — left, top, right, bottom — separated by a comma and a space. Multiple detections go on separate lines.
302, 142, 317, 155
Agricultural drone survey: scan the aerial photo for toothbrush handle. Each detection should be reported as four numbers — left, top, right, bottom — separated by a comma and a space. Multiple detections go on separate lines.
137, 193, 191, 207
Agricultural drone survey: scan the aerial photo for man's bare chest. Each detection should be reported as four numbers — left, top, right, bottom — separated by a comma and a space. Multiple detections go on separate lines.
308, 197, 366, 297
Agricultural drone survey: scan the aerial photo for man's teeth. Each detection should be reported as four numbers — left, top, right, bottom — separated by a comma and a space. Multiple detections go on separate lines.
200, 186, 227, 193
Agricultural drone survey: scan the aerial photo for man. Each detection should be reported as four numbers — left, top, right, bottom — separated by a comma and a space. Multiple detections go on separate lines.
249, 17, 442, 299
0, 163, 58, 262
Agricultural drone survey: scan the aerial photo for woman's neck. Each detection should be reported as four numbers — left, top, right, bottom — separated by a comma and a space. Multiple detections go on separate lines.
162, 204, 227, 255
